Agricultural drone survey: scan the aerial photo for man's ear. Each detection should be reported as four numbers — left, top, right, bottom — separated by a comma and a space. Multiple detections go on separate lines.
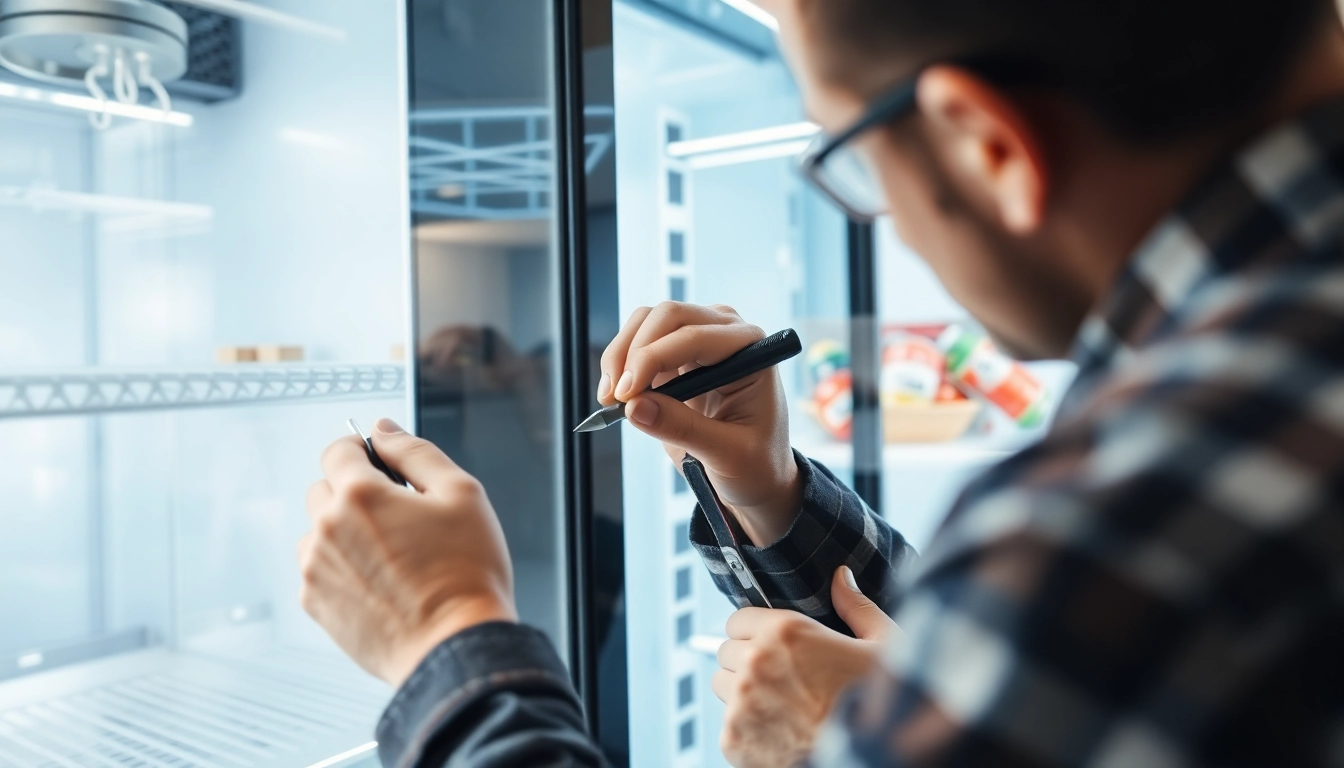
916, 66, 1050, 234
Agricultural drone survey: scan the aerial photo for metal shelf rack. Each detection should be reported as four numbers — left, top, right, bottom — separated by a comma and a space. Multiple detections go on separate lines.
0, 364, 406, 420
409, 106, 615, 221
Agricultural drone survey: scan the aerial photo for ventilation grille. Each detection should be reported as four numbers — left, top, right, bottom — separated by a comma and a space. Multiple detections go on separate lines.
157, 2, 241, 103
0, 650, 385, 768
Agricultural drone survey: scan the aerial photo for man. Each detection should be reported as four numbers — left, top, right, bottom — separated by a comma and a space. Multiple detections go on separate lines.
298, 0, 1344, 764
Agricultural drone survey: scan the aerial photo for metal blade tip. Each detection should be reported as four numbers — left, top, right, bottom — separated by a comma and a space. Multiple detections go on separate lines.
573, 412, 607, 433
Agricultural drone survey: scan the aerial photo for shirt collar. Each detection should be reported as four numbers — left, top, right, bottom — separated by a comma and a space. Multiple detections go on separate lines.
1069, 96, 1344, 376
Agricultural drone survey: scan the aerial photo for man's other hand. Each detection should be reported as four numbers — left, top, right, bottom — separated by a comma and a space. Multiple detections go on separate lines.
713, 567, 902, 768
599, 303, 800, 546
299, 418, 517, 686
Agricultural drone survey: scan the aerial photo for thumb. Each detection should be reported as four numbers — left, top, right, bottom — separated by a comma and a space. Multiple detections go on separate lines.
625, 392, 740, 465
832, 566, 899, 643
370, 418, 463, 495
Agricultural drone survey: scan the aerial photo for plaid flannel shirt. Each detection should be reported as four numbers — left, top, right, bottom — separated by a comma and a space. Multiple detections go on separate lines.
701, 99, 1344, 766
689, 451, 917, 634
377, 100, 1344, 768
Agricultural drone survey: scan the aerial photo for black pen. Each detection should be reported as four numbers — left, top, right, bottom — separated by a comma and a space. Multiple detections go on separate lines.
574, 329, 803, 433
346, 419, 408, 486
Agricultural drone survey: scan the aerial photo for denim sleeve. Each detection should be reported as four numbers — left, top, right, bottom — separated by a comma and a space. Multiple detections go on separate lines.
689, 450, 916, 635
376, 622, 607, 768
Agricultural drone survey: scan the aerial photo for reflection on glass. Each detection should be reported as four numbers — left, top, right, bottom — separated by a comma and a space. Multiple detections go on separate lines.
407, 0, 571, 648
613, 2, 851, 764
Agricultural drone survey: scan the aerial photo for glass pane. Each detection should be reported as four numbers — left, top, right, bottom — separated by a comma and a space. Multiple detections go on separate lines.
407, 0, 567, 649
875, 224, 1078, 549
613, 2, 851, 764
0, 2, 407, 764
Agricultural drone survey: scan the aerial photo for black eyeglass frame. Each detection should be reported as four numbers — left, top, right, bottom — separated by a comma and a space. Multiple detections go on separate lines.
799, 72, 922, 222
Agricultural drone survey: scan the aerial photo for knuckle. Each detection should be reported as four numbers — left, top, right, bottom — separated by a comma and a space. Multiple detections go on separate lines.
626, 347, 650, 372
628, 347, 666, 378
337, 478, 383, 510
736, 676, 756, 699
775, 617, 807, 647
313, 513, 340, 540
449, 474, 486, 501
744, 323, 767, 341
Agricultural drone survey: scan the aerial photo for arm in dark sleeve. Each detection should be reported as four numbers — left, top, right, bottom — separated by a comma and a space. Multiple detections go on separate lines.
376, 622, 607, 768
690, 450, 917, 635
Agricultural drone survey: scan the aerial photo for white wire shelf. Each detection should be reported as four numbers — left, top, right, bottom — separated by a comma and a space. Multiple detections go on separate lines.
0, 186, 213, 220
0, 646, 386, 768
0, 365, 406, 420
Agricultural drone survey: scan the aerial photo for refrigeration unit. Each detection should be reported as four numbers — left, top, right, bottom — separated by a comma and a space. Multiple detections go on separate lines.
0, 1, 410, 765
0, 1, 1076, 767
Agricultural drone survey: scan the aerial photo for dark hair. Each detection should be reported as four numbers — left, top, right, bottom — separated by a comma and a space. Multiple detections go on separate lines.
805, 0, 1336, 144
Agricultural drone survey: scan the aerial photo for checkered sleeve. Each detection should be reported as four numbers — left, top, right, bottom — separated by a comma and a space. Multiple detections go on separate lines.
811, 353, 1343, 766
689, 450, 916, 635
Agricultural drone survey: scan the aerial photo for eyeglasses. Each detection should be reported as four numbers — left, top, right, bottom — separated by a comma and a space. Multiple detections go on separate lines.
799, 73, 920, 223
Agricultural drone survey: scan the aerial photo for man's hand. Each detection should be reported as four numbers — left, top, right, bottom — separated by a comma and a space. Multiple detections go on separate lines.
299, 418, 517, 687
600, 303, 799, 546
713, 567, 902, 768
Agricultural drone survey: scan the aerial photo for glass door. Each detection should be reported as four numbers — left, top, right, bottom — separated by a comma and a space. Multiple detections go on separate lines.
611, 2, 851, 764
0, 2, 409, 765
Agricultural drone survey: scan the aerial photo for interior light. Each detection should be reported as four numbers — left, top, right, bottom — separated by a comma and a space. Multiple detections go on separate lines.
687, 139, 815, 170
719, 0, 780, 31
0, 81, 193, 127
668, 122, 819, 160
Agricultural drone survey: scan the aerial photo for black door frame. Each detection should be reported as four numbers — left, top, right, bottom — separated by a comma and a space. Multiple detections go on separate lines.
554, 3, 885, 764
555, 0, 629, 763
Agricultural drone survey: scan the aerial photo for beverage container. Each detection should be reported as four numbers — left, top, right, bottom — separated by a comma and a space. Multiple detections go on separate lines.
814, 369, 853, 441
881, 334, 942, 404
938, 325, 1049, 427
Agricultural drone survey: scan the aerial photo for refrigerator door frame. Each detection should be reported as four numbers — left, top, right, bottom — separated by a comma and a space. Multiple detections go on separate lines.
555, 0, 629, 762
554, 2, 880, 763
403, 2, 882, 764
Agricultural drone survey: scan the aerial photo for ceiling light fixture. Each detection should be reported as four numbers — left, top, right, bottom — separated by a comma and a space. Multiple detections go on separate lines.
0, 80, 193, 126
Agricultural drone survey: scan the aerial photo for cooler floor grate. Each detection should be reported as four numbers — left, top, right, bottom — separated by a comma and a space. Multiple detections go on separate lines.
0, 649, 385, 768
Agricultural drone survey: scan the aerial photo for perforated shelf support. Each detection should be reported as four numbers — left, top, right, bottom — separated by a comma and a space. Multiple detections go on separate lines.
0, 365, 405, 420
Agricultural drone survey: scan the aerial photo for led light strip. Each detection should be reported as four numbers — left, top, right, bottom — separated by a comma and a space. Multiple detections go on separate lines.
686, 139, 815, 170
0, 81, 193, 126
719, 0, 780, 31
667, 121, 818, 159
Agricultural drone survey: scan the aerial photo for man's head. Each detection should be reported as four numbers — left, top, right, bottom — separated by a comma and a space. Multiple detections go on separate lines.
758, 0, 1341, 358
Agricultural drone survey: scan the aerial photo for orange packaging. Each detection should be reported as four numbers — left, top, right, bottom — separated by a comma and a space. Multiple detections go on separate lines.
881, 335, 943, 404
938, 326, 1048, 427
